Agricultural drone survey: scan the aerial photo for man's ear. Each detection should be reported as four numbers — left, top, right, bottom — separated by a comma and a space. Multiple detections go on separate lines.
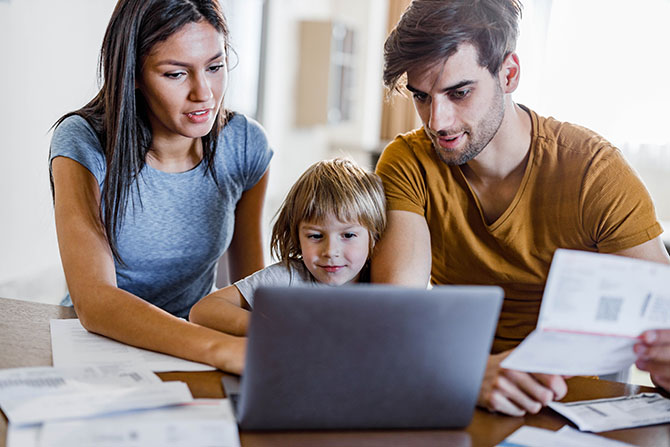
499, 52, 521, 94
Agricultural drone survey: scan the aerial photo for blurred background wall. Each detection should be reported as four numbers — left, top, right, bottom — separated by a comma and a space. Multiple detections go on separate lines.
1, 0, 669, 304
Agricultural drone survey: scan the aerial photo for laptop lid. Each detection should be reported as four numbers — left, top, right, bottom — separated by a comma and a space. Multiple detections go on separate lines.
232, 285, 503, 430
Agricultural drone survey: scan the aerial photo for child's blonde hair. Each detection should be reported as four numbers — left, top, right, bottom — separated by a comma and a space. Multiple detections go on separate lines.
271, 158, 386, 263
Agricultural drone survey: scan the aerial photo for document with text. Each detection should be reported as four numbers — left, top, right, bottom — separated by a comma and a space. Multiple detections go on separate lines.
8, 399, 240, 447
502, 249, 670, 375
497, 425, 633, 446
51, 318, 215, 372
0, 365, 193, 425
548, 393, 670, 432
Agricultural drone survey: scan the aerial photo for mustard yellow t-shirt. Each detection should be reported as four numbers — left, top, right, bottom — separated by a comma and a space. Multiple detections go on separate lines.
376, 107, 662, 354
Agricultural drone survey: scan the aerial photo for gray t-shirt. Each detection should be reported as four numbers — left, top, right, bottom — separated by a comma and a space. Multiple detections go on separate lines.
50, 113, 273, 318
234, 260, 318, 308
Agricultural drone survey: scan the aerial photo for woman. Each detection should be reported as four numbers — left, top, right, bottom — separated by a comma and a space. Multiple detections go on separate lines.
49, 0, 272, 374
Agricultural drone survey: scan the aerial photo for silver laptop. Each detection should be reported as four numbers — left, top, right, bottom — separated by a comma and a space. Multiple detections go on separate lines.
221, 285, 503, 430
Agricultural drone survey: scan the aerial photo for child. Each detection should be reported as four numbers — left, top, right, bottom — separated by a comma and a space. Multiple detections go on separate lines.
189, 158, 386, 339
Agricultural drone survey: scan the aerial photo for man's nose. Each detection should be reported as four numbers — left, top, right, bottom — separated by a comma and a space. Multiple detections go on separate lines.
428, 97, 455, 133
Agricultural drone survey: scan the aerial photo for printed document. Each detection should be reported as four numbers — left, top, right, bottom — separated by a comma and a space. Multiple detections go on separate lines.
548, 393, 670, 432
8, 399, 240, 447
497, 425, 633, 446
0, 365, 193, 425
502, 249, 670, 375
51, 318, 215, 372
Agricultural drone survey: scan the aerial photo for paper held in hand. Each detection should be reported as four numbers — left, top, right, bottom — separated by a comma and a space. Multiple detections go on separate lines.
502, 249, 670, 376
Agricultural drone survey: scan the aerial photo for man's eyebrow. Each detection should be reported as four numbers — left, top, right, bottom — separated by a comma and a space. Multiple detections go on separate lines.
406, 79, 477, 94
155, 51, 224, 67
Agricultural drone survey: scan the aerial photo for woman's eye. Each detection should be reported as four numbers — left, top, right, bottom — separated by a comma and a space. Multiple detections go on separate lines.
164, 72, 185, 80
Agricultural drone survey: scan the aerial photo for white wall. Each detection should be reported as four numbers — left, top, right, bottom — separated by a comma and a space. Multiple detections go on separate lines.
0, 0, 117, 302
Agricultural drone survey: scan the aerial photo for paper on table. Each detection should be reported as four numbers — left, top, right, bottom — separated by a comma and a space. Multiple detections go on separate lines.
548, 393, 670, 433
497, 425, 633, 447
51, 318, 215, 372
8, 399, 240, 447
39, 399, 239, 447
0, 365, 193, 426
502, 249, 670, 375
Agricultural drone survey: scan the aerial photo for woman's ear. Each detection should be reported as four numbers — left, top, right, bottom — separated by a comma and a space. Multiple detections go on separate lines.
499, 52, 521, 94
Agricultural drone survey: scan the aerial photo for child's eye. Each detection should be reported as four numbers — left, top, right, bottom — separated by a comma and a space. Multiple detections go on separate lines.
342, 232, 357, 239
307, 233, 323, 240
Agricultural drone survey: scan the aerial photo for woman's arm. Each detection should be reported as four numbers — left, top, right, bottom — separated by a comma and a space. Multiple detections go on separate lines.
52, 157, 246, 374
226, 171, 270, 283
189, 285, 251, 336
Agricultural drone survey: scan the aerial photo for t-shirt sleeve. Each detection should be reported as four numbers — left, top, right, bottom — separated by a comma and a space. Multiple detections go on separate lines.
240, 115, 273, 191
375, 136, 427, 216
49, 115, 106, 185
233, 262, 294, 308
581, 145, 662, 252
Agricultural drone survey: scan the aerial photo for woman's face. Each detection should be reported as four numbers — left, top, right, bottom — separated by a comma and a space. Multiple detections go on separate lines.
137, 20, 227, 147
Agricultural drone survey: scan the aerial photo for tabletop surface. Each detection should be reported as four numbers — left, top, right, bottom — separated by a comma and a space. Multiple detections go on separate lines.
1, 296, 669, 446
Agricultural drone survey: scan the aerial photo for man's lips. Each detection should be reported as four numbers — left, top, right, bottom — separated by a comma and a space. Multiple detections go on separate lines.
436, 132, 465, 149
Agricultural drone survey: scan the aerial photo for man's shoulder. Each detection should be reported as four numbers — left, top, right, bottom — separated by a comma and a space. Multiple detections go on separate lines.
534, 111, 616, 158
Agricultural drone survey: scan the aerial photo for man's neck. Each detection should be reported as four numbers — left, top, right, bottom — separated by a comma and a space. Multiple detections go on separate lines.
461, 102, 532, 184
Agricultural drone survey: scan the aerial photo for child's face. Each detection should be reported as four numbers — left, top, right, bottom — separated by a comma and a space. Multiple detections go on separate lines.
298, 216, 370, 286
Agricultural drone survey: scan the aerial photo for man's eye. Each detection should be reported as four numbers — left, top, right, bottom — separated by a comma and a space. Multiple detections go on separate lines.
450, 89, 470, 100
412, 92, 428, 102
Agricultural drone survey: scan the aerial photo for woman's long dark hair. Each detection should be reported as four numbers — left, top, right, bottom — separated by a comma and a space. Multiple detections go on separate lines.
51, 0, 232, 263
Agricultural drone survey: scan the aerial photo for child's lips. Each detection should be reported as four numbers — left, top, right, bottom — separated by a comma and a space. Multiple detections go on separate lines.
320, 265, 344, 273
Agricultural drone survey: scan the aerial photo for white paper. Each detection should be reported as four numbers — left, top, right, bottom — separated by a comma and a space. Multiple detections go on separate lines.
548, 392, 670, 432
0, 365, 193, 426
502, 249, 670, 375
8, 399, 240, 447
51, 319, 215, 372
497, 425, 633, 447
39, 399, 240, 447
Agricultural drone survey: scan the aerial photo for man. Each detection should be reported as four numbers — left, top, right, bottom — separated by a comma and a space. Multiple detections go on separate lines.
372, 0, 670, 417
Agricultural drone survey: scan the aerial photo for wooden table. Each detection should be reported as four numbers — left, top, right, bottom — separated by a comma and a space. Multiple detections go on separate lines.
1, 296, 669, 446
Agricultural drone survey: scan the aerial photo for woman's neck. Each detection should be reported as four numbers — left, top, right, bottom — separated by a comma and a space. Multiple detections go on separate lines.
146, 137, 203, 173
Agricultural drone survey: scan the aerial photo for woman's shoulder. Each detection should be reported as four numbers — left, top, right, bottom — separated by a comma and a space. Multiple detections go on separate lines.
50, 114, 106, 182
219, 112, 269, 147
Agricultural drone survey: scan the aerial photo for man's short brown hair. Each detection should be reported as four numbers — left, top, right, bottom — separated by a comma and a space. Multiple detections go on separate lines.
383, 0, 523, 93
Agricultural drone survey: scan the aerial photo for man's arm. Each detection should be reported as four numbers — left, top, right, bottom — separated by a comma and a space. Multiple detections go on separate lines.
370, 210, 431, 286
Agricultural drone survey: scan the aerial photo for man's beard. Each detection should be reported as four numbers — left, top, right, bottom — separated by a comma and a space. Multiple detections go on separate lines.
426, 84, 506, 166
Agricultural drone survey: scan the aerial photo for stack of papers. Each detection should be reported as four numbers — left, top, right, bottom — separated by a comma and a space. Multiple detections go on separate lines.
8, 399, 240, 447
50, 319, 215, 372
503, 249, 670, 376
497, 425, 633, 447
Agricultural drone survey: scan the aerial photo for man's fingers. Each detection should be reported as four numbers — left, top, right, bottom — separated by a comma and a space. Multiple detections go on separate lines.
641, 329, 670, 345
532, 373, 568, 400
488, 389, 526, 417
504, 369, 557, 405
496, 374, 543, 414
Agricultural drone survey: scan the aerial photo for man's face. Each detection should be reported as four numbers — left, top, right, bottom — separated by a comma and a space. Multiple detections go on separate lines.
406, 43, 506, 166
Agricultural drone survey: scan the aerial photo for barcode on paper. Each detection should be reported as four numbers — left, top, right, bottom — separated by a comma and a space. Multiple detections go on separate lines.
595, 296, 623, 322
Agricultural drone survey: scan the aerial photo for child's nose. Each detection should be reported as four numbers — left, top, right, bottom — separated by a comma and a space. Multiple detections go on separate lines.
322, 238, 340, 258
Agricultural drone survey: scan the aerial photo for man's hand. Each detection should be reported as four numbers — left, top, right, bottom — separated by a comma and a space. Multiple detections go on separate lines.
477, 350, 568, 416
635, 330, 670, 390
